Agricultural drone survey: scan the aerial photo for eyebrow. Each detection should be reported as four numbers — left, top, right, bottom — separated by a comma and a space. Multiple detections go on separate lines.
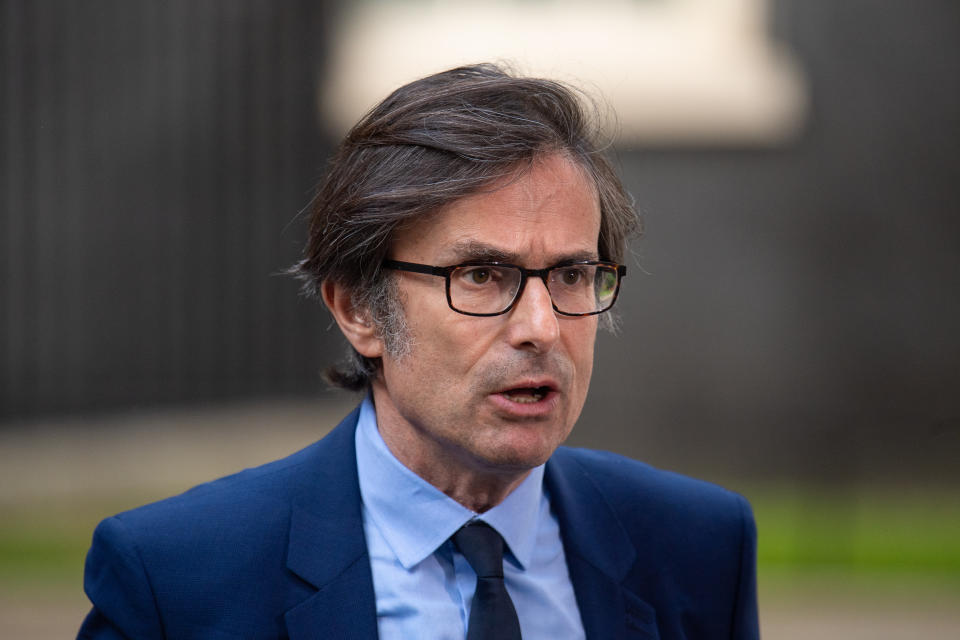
444, 240, 599, 266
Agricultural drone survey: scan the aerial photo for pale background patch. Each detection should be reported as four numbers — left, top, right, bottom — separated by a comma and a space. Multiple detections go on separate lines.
321, 0, 807, 145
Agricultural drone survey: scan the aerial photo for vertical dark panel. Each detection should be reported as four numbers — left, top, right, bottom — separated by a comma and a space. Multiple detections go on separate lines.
3, 1, 39, 414
0, 0, 21, 412
60, 0, 84, 409
31, 0, 53, 408
161, 0, 190, 403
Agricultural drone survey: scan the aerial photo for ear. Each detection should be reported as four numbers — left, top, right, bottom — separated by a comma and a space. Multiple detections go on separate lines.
320, 279, 384, 359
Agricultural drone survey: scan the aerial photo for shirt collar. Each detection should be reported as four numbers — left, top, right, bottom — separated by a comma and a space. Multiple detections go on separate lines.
355, 394, 544, 571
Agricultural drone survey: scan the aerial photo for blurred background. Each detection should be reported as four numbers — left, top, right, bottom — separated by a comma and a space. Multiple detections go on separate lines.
2, 0, 958, 637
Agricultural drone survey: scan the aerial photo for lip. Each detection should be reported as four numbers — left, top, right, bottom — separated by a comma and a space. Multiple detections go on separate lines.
488, 378, 561, 418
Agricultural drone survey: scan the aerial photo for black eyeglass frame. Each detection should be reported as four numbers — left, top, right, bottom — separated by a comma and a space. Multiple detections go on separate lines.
381, 259, 626, 317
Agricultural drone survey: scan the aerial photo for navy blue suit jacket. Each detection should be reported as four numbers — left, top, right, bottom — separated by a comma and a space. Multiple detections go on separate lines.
79, 407, 759, 639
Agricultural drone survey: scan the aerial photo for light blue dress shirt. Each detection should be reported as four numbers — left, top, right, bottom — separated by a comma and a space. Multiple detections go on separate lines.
355, 395, 586, 639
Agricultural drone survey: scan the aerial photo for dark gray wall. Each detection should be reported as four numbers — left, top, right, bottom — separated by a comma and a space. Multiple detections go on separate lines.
572, 0, 960, 484
2, 1, 958, 482
2, 0, 340, 416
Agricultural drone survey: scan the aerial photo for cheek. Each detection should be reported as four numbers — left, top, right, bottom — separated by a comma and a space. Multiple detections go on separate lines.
566, 322, 597, 393
406, 313, 495, 378
565, 318, 597, 362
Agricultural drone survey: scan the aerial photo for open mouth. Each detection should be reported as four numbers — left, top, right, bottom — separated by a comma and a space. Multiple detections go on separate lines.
501, 386, 552, 404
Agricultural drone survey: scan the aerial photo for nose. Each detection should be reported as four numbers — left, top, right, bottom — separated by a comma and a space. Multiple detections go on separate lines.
505, 275, 560, 353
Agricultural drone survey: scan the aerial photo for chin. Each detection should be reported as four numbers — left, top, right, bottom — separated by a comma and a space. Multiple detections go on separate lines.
474, 430, 565, 472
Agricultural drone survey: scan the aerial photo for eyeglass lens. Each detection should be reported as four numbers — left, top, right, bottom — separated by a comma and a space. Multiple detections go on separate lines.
449, 264, 618, 315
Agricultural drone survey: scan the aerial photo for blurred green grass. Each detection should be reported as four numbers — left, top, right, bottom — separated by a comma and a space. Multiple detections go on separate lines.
754, 486, 960, 572
0, 495, 154, 591
750, 484, 960, 604
2, 486, 959, 597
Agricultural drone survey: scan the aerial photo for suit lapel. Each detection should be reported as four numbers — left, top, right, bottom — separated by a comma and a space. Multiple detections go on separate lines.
276, 412, 661, 639
282, 408, 379, 640
545, 450, 660, 640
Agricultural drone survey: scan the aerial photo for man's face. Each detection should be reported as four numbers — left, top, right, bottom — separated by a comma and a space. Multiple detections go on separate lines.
371, 153, 602, 481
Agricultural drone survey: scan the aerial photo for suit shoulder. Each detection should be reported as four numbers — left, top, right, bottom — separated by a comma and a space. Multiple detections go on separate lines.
112, 439, 315, 529
551, 446, 753, 531
104, 406, 360, 545
547, 447, 759, 636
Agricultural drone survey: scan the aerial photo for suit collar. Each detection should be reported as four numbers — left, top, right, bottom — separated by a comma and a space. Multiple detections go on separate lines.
283, 406, 379, 639
546, 449, 660, 639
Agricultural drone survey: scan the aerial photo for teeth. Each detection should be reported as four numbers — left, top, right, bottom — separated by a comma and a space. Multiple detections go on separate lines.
504, 389, 545, 403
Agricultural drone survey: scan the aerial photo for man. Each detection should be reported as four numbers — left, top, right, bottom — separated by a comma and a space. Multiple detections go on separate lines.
80, 64, 758, 639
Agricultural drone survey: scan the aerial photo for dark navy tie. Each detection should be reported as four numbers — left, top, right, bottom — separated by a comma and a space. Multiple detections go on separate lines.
453, 521, 523, 640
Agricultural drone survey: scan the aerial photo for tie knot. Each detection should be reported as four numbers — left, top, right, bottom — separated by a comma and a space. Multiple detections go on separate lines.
452, 521, 505, 579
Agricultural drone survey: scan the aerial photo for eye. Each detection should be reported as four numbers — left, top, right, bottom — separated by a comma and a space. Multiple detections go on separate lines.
469, 269, 490, 284
557, 267, 585, 285
460, 266, 496, 285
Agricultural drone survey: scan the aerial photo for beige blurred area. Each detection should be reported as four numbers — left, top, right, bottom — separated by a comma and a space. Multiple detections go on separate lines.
0, 398, 360, 504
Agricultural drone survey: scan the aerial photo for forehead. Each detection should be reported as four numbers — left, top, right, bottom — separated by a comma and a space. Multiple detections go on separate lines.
391, 154, 602, 265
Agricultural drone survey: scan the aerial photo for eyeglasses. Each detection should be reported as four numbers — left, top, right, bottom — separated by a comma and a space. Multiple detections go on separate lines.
382, 259, 626, 317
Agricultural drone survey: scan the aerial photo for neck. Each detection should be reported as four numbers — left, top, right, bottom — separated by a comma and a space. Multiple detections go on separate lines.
380, 423, 531, 512
432, 467, 530, 514
369, 387, 532, 513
